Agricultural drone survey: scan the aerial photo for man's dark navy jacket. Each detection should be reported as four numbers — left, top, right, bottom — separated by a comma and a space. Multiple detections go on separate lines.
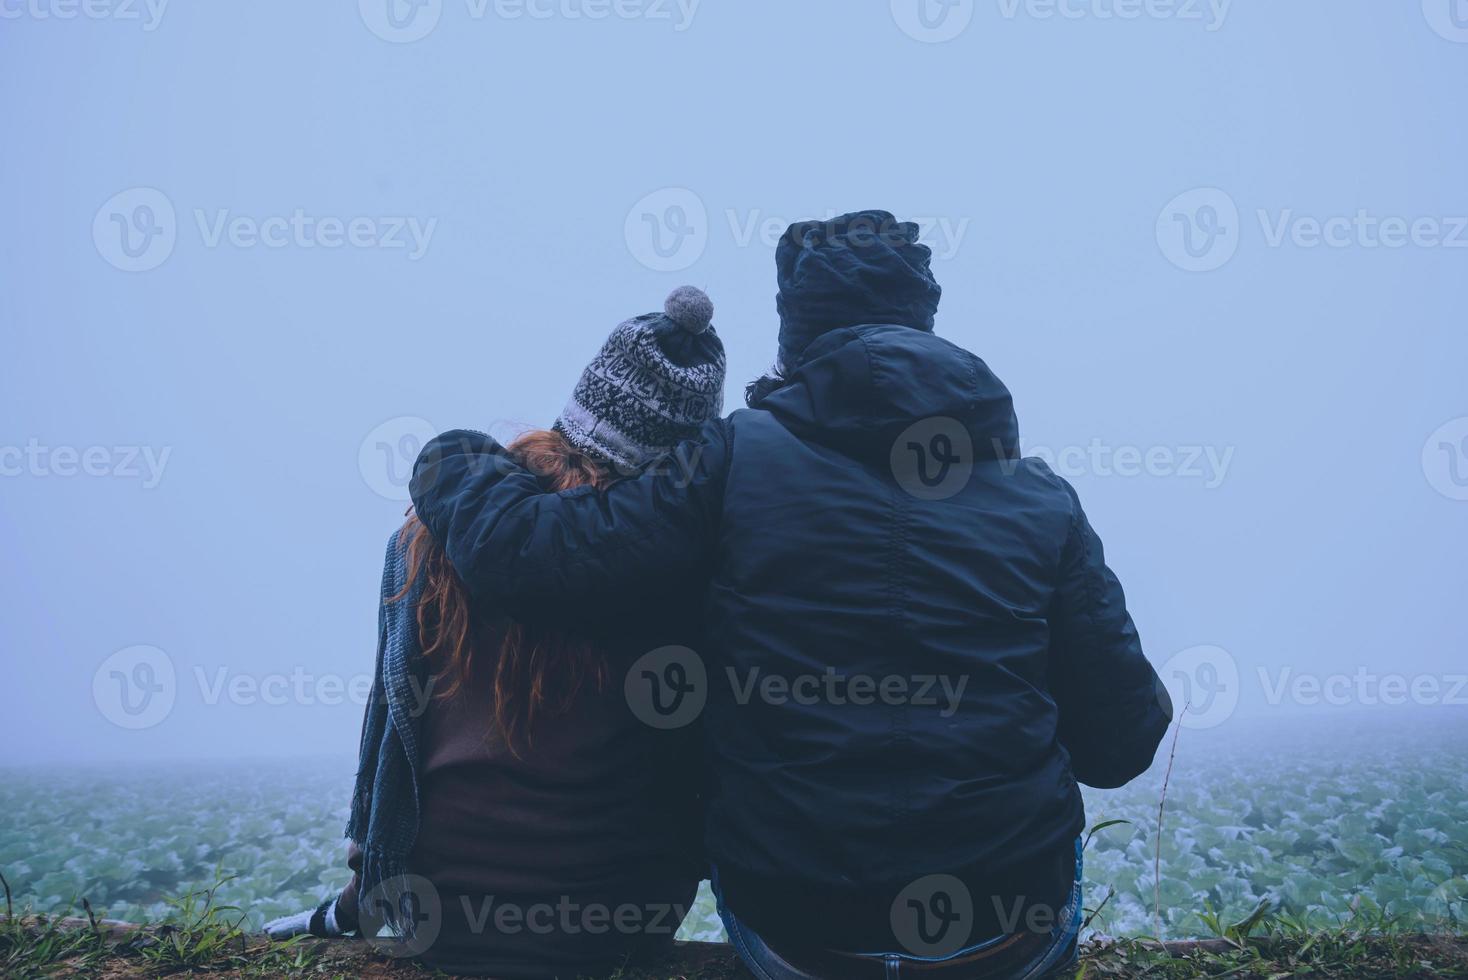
410, 324, 1173, 950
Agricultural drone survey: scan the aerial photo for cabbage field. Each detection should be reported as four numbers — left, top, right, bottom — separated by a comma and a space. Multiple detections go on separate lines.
2, 716, 1464, 943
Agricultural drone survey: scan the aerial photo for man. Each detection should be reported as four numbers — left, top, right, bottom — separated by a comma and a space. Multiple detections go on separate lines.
410, 211, 1172, 979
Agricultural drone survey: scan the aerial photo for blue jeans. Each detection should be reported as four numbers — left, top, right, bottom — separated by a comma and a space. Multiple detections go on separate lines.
713, 840, 1083, 980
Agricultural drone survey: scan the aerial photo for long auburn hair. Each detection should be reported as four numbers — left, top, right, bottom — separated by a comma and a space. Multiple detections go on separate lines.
393, 429, 618, 754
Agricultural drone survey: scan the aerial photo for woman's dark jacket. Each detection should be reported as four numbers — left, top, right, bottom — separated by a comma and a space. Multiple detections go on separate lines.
409, 323, 1173, 950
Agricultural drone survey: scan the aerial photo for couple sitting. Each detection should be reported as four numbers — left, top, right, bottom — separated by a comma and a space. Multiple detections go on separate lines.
267, 210, 1173, 979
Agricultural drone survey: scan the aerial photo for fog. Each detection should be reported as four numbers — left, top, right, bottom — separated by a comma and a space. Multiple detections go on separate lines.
2, 0, 1464, 767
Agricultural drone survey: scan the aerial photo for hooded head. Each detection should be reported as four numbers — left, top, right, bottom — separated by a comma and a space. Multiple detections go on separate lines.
774, 210, 943, 372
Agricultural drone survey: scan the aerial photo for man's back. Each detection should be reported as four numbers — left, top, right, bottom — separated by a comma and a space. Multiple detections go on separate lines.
703, 323, 1166, 948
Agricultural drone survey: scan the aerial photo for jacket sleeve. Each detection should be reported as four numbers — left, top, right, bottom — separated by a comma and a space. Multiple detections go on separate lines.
1048, 483, 1173, 789
407, 422, 729, 618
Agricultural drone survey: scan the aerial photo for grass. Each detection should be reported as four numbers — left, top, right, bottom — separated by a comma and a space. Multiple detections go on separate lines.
3, 877, 1466, 979
1077, 906, 1468, 979
0, 869, 326, 980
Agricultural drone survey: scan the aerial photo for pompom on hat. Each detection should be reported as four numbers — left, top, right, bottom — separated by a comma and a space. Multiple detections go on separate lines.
554, 286, 726, 470
663, 285, 715, 335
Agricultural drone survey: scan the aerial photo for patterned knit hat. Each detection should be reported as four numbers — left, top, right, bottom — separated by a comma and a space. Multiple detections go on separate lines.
553, 286, 726, 470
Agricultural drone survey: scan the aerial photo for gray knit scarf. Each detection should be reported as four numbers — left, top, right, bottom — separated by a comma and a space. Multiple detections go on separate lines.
345, 529, 430, 938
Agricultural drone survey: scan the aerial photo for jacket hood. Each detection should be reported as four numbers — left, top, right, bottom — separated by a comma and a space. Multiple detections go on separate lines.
754, 324, 1021, 463
775, 210, 942, 368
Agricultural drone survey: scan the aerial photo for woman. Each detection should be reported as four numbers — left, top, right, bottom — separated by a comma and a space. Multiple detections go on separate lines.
266, 287, 727, 979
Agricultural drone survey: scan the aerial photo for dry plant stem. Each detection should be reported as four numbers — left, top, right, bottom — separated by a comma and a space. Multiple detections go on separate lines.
1154, 700, 1190, 940
1082, 887, 1115, 934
